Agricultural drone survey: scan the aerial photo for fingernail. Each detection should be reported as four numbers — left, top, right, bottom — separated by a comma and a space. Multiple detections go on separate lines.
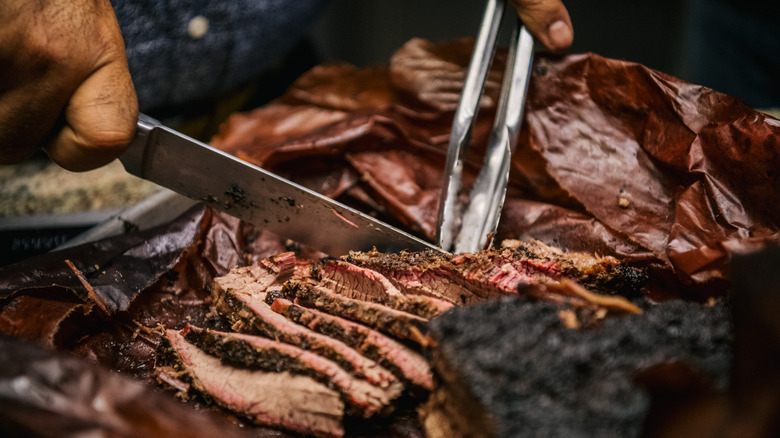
548, 20, 573, 50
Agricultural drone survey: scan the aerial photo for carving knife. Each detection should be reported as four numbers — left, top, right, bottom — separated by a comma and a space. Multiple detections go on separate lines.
119, 114, 440, 256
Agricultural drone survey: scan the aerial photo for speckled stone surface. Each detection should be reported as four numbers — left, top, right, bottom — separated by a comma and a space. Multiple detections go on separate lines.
0, 159, 160, 217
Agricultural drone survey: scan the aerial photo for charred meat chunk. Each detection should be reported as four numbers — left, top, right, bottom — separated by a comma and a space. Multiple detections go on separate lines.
421, 298, 730, 438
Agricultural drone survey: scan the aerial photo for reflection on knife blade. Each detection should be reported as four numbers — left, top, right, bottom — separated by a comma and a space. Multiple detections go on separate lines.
119, 114, 441, 256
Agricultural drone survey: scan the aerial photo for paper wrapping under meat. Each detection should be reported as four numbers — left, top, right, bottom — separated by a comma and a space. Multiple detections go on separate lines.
213, 38, 780, 296
0, 206, 214, 315
0, 335, 253, 438
0, 207, 291, 437
0, 207, 246, 368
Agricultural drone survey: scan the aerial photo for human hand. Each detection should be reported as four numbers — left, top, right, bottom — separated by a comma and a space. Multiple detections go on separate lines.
510, 0, 573, 52
0, 0, 137, 171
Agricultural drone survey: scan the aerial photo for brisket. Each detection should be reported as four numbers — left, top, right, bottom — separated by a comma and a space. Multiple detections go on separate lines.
345, 239, 646, 305
197, 242, 647, 435
314, 258, 454, 318
283, 280, 432, 346
500, 240, 647, 295
344, 250, 510, 305
182, 325, 399, 417
159, 329, 344, 438
269, 297, 433, 392
344, 250, 473, 304
420, 298, 731, 438
212, 270, 400, 390
211, 251, 296, 297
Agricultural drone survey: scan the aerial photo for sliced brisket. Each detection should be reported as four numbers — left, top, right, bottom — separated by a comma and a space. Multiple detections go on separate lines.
159, 329, 344, 438
182, 325, 399, 417
345, 239, 646, 305
269, 297, 433, 392
500, 239, 646, 295
211, 251, 296, 297
283, 280, 432, 346
212, 269, 400, 391
314, 258, 454, 318
344, 250, 506, 305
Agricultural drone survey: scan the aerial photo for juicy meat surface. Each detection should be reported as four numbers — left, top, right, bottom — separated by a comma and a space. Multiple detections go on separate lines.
344, 240, 646, 305
283, 280, 432, 346
345, 250, 489, 305
212, 269, 401, 390
212, 251, 296, 297
270, 297, 433, 392
183, 325, 399, 417
160, 329, 344, 438
315, 258, 454, 318
499, 240, 646, 295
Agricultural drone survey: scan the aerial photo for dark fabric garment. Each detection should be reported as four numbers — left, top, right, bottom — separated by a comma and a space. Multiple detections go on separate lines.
111, 0, 328, 112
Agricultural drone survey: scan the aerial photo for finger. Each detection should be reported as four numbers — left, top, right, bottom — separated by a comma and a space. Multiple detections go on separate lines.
511, 0, 573, 52
45, 58, 138, 172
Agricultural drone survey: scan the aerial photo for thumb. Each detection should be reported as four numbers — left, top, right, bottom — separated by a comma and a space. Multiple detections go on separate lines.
45, 59, 138, 172
511, 0, 573, 52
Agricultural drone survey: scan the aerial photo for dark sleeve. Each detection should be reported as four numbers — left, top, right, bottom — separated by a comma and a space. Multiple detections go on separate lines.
111, 0, 328, 112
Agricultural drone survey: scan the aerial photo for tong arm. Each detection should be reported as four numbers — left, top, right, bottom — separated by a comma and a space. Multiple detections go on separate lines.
436, 0, 535, 253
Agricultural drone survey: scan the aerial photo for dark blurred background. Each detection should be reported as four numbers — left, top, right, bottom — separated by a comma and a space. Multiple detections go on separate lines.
312, 0, 685, 75
311, 0, 779, 109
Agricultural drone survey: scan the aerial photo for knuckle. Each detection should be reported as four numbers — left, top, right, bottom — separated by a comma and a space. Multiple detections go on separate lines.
79, 126, 134, 151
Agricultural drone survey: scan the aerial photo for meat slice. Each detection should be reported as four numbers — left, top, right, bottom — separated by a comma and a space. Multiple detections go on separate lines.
212, 271, 401, 392
159, 329, 344, 438
500, 239, 647, 295
344, 250, 502, 305
182, 325, 398, 417
345, 240, 646, 305
212, 251, 296, 297
283, 280, 432, 346
314, 258, 454, 318
270, 297, 433, 393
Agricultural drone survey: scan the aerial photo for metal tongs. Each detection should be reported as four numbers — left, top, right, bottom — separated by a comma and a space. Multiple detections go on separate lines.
436, 0, 534, 254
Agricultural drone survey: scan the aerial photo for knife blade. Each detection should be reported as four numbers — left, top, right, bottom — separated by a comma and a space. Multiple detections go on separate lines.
119, 114, 441, 256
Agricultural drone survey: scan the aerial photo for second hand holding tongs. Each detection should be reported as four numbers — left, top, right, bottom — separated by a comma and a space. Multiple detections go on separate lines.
436, 0, 534, 254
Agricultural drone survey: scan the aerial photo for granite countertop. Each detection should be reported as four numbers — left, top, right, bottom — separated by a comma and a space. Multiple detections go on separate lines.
0, 159, 161, 218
